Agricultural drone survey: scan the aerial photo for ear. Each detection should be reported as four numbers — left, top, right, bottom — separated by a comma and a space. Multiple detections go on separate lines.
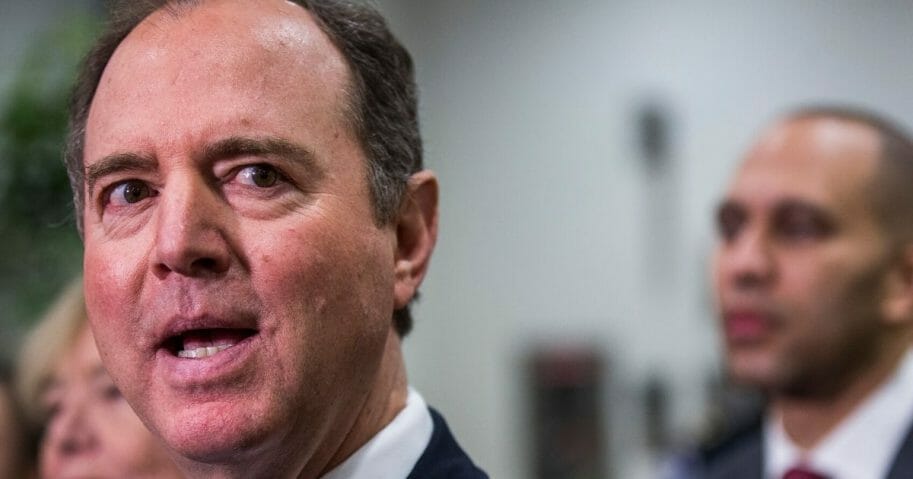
393, 170, 439, 309
882, 244, 913, 326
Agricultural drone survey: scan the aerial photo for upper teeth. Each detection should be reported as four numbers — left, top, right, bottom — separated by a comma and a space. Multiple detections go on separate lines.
178, 344, 233, 359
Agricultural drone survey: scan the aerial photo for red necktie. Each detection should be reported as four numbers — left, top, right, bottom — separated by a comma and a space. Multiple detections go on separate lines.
783, 466, 830, 479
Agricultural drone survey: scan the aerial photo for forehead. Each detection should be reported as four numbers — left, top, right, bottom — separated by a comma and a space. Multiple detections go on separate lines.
124, 0, 342, 72
51, 326, 102, 383
727, 117, 881, 213
86, 0, 351, 149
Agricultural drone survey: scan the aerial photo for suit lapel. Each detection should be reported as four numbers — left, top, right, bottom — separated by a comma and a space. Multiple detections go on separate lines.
886, 420, 913, 479
703, 423, 764, 479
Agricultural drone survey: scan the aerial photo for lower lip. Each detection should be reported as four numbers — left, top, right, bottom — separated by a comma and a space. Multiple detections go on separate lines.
155, 333, 259, 390
725, 313, 770, 342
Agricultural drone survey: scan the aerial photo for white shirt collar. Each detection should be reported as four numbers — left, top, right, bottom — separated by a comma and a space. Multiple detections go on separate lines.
322, 387, 433, 479
765, 349, 913, 479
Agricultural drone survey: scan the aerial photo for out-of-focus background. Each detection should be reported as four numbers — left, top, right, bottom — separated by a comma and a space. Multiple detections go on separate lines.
3, 1, 913, 478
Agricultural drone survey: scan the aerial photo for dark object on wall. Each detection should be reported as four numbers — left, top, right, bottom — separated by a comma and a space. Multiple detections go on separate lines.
637, 102, 671, 173
645, 374, 670, 452
528, 345, 607, 479
634, 99, 680, 288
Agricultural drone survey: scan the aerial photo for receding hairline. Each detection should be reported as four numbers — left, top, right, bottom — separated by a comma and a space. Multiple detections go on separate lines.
102, 0, 358, 106
781, 106, 913, 241
779, 106, 912, 164
83, 0, 362, 187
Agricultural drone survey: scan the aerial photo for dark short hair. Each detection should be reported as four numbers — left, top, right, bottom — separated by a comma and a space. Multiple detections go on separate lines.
787, 105, 913, 244
65, 0, 422, 336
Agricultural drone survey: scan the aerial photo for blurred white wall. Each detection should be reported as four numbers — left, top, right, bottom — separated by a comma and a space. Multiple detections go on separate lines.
377, 1, 913, 478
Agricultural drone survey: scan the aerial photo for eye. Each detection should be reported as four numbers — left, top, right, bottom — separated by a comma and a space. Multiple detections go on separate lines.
108, 180, 154, 206
774, 206, 835, 241
102, 384, 123, 401
43, 400, 62, 421
716, 203, 746, 243
237, 164, 280, 188
40, 387, 64, 421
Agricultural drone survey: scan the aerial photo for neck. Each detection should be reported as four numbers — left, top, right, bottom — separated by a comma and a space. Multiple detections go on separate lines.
773, 340, 909, 450
313, 331, 409, 477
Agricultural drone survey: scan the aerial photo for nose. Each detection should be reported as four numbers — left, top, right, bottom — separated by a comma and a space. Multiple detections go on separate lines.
152, 173, 231, 278
717, 226, 775, 291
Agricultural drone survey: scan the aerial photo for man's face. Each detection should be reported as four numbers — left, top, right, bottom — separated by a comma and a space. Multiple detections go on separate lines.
713, 117, 893, 397
82, 0, 400, 467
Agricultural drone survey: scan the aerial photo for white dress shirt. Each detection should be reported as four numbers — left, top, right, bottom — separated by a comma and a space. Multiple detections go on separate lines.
322, 387, 434, 479
765, 349, 913, 479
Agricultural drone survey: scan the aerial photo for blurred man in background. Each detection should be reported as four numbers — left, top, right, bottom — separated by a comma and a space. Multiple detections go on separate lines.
66, 0, 486, 477
705, 107, 913, 478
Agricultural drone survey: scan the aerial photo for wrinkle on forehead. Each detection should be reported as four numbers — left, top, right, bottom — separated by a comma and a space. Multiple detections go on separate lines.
87, 0, 355, 157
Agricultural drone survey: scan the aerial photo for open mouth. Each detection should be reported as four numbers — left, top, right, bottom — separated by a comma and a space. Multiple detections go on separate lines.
162, 328, 258, 359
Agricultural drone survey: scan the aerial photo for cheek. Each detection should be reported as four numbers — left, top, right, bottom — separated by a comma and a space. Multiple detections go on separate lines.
83, 254, 149, 404
252, 223, 394, 363
83, 272, 123, 367
778, 255, 844, 309
253, 221, 394, 312
83, 247, 142, 335
779, 258, 881, 348
84, 250, 121, 318
38, 450, 59, 478
103, 404, 169, 471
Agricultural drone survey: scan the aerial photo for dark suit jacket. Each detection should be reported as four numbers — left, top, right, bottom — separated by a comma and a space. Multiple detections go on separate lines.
407, 408, 488, 479
699, 417, 913, 479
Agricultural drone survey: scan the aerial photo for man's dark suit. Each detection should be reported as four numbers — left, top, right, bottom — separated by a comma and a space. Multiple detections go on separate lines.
699, 418, 913, 479
407, 409, 488, 479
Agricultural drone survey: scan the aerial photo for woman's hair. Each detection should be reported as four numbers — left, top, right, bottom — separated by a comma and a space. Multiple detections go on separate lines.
16, 277, 87, 428
2, 345, 34, 477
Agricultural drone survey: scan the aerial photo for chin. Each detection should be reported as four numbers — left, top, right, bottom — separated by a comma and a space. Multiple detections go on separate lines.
726, 351, 781, 390
157, 399, 277, 464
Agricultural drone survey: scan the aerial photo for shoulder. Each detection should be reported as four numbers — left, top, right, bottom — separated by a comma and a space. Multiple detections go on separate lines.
696, 415, 764, 479
407, 408, 489, 479
887, 419, 913, 478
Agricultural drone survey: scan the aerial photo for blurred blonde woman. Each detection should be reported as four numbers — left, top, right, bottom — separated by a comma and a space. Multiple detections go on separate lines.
17, 278, 183, 478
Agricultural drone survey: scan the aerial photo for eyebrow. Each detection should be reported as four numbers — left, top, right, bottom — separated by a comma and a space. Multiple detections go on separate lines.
771, 198, 837, 226
85, 136, 323, 198
203, 136, 323, 178
715, 197, 833, 223
86, 152, 157, 199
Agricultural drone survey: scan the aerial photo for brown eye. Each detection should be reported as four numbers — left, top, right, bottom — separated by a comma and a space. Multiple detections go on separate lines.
102, 384, 123, 401
238, 165, 279, 187
109, 180, 153, 206
773, 204, 835, 241
716, 203, 746, 243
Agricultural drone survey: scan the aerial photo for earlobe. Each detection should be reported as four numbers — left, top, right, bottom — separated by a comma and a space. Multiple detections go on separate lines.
882, 244, 913, 326
393, 170, 439, 309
